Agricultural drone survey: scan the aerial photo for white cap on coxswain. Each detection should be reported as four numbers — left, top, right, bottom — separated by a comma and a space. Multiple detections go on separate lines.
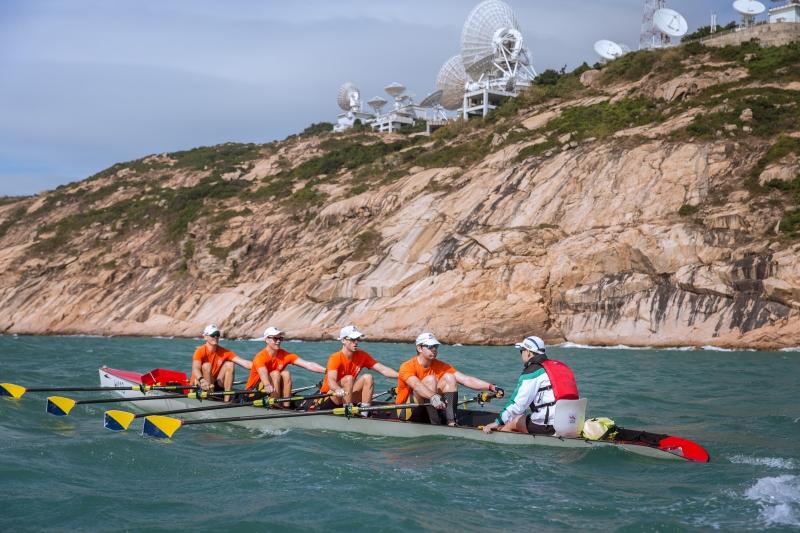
415, 332, 442, 346
203, 324, 220, 336
264, 326, 285, 338
338, 325, 365, 340
515, 336, 545, 354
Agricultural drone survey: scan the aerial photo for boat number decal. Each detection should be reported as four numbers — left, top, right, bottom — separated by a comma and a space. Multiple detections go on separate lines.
113, 379, 125, 388
569, 413, 577, 424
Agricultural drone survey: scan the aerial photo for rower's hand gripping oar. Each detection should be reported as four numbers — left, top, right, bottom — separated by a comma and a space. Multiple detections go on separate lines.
141, 393, 497, 439
103, 392, 334, 431
45, 389, 261, 416
0, 383, 201, 399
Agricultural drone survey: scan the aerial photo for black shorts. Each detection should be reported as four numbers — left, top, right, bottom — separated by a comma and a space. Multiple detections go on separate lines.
396, 394, 430, 423
526, 416, 556, 435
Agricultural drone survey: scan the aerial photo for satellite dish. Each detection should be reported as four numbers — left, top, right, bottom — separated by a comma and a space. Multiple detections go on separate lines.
366, 96, 388, 114
594, 40, 623, 61
337, 82, 360, 111
419, 90, 443, 108
384, 82, 407, 100
465, 53, 496, 80
461, 0, 520, 73
653, 8, 688, 38
733, 0, 766, 16
436, 55, 468, 111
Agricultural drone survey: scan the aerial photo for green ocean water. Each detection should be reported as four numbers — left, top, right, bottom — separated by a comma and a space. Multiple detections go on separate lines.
0, 335, 798, 532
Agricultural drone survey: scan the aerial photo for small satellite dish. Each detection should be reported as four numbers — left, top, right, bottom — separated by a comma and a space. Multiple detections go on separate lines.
733, 0, 766, 16
384, 83, 407, 99
419, 90, 443, 108
366, 96, 388, 114
653, 8, 688, 38
337, 82, 360, 111
594, 40, 623, 61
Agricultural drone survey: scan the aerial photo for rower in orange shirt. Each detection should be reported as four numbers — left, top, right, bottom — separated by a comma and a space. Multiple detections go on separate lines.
192, 324, 252, 403
396, 332, 503, 426
317, 326, 398, 415
245, 327, 326, 406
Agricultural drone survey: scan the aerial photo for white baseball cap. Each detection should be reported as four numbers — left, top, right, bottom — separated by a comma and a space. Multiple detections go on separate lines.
264, 327, 285, 338
203, 324, 221, 336
338, 325, 365, 340
515, 336, 545, 354
416, 332, 441, 346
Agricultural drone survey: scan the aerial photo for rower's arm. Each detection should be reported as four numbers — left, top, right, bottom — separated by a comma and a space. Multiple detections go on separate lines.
231, 356, 252, 370
453, 372, 491, 391
371, 362, 398, 379
257, 367, 275, 391
405, 375, 437, 400
191, 360, 204, 382
498, 375, 537, 425
326, 369, 341, 392
294, 357, 326, 374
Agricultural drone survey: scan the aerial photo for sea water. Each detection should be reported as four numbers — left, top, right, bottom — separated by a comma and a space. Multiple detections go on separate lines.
0, 335, 798, 532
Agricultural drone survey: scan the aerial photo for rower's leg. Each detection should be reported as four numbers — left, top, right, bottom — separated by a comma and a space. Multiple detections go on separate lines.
280, 370, 292, 407
351, 374, 373, 406
201, 363, 213, 387
340, 375, 354, 404
219, 361, 235, 403
499, 414, 528, 433
437, 373, 458, 426
419, 375, 442, 425
268, 371, 282, 401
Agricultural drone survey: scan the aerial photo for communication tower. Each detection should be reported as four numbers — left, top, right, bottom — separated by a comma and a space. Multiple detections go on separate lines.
371, 83, 426, 133
640, 0, 666, 49
640, 1, 687, 49
333, 82, 376, 133
733, 0, 766, 27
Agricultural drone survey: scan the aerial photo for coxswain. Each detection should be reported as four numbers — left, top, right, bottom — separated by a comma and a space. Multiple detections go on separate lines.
191, 324, 252, 403
396, 333, 504, 426
316, 326, 398, 415
482, 336, 579, 435
245, 327, 326, 406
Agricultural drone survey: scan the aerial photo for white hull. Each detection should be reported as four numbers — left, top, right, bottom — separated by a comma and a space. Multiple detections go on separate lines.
99, 369, 687, 461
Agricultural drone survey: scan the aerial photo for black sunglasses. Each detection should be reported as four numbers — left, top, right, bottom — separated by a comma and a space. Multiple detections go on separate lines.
267, 336, 284, 341
208, 332, 220, 338
343, 336, 360, 341
422, 344, 439, 349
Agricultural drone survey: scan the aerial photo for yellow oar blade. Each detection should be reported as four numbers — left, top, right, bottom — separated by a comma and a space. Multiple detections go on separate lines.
46, 396, 76, 416
104, 410, 136, 431
142, 416, 182, 439
0, 383, 26, 398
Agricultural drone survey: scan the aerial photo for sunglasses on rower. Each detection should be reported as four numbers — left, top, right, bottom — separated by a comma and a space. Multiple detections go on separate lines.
422, 344, 439, 350
207, 332, 220, 338
343, 336, 360, 342
267, 336, 284, 341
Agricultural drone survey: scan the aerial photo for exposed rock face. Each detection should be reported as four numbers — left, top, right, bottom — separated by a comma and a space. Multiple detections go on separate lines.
2, 71, 800, 350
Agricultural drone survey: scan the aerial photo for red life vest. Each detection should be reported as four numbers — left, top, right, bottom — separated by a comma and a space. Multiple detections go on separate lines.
538, 360, 579, 403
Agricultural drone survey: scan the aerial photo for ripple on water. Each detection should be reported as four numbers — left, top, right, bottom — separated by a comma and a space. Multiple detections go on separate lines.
729, 455, 796, 470
744, 475, 800, 527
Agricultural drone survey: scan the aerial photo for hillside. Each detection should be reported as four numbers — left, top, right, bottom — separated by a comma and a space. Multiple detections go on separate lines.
3, 41, 800, 349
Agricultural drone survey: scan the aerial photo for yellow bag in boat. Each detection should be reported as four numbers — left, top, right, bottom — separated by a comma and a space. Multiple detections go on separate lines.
582, 417, 617, 440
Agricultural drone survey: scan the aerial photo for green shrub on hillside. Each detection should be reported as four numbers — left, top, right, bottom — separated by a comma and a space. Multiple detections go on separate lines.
300, 122, 334, 137
600, 50, 658, 84
165, 176, 250, 241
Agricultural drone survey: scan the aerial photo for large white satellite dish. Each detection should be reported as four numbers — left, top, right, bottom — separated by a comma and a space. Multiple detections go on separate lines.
436, 55, 468, 111
464, 52, 496, 81
337, 82, 361, 112
461, 0, 520, 73
419, 90, 443, 108
594, 40, 623, 61
366, 96, 388, 114
653, 8, 688, 38
733, 0, 766, 16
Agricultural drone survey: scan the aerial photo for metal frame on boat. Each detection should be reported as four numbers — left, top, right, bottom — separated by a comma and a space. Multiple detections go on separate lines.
99, 367, 709, 462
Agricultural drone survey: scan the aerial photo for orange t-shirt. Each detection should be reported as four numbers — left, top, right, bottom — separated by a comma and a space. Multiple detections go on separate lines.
192, 345, 237, 382
245, 348, 300, 390
319, 349, 377, 393
396, 357, 457, 404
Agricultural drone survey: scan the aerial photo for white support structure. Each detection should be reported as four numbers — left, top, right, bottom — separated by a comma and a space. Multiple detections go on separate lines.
769, 3, 800, 23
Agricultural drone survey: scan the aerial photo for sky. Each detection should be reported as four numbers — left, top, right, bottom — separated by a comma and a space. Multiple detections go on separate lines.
0, 0, 766, 196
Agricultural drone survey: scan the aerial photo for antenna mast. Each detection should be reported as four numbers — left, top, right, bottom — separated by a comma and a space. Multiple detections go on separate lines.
640, 0, 666, 50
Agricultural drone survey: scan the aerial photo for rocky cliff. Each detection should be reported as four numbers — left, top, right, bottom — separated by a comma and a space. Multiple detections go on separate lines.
3, 42, 800, 349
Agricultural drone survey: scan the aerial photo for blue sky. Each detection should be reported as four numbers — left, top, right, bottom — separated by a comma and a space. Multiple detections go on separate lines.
0, 0, 764, 196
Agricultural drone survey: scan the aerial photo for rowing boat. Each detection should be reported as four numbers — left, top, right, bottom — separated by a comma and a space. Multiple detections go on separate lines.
99, 366, 710, 462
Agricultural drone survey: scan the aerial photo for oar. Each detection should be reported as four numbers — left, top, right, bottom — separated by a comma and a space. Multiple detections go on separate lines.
142, 393, 496, 439
45, 389, 261, 416
0, 383, 200, 399
103, 393, 333, 431
372, 387, 397, 400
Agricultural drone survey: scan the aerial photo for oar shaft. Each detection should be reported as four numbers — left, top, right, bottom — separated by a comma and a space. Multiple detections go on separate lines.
129, 392, 329, 418
75, 390, 260, 405
25, 385, 198, 393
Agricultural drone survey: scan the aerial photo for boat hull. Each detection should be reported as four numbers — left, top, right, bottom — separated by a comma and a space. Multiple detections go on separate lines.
99, 367, 707, 462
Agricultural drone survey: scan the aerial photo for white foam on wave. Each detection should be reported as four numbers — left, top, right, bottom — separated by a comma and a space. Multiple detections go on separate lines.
730, 455, 796, 469
287, 339, 303, 343
780, 347, 800, 352
702, 345, 734, 352
744, 475, 800, 527
555, 342, 650, 350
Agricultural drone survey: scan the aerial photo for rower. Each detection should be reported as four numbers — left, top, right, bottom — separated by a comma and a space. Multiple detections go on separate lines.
396, 333, 504, 426
245, 327, 326, 406
482, 336, 579, 435
191, 325, 252, 403
316, 326, 398, 415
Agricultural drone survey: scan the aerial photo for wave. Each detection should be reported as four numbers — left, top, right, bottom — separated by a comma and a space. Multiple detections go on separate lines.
555, 342, 651, 350
744, 475, 800, 527
701, 345, 734, 352
730, 455, 796, 469
780, 347, 800, 352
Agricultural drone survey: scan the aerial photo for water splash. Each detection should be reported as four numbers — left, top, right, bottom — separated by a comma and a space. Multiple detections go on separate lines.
744, 475, 800, 527
729, 455, 795, 469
